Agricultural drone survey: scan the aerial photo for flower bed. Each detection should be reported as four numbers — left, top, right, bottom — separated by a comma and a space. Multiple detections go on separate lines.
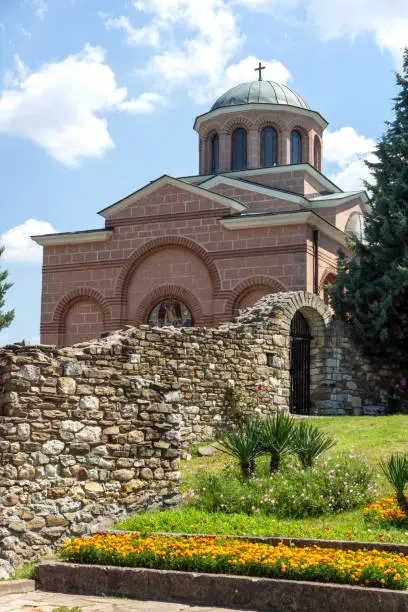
60, 533, 408, 590
364, 496, 408, 525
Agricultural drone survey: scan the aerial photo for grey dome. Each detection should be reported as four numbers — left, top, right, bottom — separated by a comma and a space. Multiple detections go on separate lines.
211, 81, 310, 111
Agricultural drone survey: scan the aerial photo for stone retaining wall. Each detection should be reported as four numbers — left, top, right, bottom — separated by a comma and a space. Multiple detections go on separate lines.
0, 342, 181, 574
36, 562, 408, 612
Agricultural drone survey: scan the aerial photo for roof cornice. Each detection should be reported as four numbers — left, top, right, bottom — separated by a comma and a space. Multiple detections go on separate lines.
307, 191, 369, 208
194, 103, 328, 132
179, 164, 342, 194
221, 210, 345, 245
98, 175, 246, 219
200, 175, 306, 205
32, 229, 113, 247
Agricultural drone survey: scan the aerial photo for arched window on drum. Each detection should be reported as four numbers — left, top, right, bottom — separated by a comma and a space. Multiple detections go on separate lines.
211, 133, 219, 173
314, 135, 322, 171
231, 128, 247, 171
290, 130, 302, 164
148, 299, 194, 328
261, 126, 278, 167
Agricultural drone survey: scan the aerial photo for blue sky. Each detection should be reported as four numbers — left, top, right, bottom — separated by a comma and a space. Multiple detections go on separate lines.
0, 0, 406, 345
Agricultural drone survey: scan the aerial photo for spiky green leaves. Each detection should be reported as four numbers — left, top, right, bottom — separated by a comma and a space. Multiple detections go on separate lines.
218, 418, 263, 478
260, 413, 295, 475
292, 421, 336, 469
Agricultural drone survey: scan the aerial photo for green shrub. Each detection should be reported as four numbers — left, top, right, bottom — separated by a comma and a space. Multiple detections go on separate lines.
186, 458, 374, 518
260, 413, 295, 474
292, 422, 336, 468
217, 418, 263, 478
380, 453, 408, 514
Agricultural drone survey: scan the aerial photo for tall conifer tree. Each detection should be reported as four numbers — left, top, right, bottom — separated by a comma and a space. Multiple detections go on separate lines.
0, 246, 14, 332
330, 50, 408, 362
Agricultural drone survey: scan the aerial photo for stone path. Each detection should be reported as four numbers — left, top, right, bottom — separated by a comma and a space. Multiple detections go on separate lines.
0, 590, 256, 611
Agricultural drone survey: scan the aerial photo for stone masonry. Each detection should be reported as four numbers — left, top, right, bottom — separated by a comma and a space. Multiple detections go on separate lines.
0, 340, 181, 576
0, 291, 400, 574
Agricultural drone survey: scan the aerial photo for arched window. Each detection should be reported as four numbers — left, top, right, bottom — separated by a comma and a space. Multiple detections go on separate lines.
211, 133, 219, 173
314, 136, 321, 171
345, 212, 365, 242
290, 130, 302, 164
148, 299, 194, 328
261, 127, 278, 167
231, 128, 247, 171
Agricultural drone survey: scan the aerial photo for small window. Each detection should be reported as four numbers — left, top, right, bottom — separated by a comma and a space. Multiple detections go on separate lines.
314, 136, 321, 171
148, 299, 194, 328
211, 134, 219, 173
290, 130, 302, 164
261, 127, 278, 168
231, 128, 247, 171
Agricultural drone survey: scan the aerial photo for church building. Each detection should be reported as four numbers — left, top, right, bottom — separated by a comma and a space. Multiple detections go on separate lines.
33, 67, 367, 347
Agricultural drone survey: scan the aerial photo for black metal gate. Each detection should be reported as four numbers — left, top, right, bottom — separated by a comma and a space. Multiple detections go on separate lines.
289, 312, 311, 415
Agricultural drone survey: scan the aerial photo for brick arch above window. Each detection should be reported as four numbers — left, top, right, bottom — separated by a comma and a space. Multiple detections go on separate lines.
134, 284, 204, 326
222, 115, 254, 135
319, 269, 337, 305
226, 276, 288, 319
253, 116, 285, 132
52, 288, 112, 346
116, 237, 221, 305
53, 288, 111, 326
200, 123, 224, 141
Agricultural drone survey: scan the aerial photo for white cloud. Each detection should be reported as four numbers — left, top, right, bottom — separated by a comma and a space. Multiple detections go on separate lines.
141, 0, 245, 103
99, 13, 160, 47
224, 56, 291, 88
18, 26, 32, 39
0, 219, 56, 264
324, 127, 376, 191
237, 0, 408, 65
0, 45, 164, 166
31, 0, 48, 20
118, 92, 165, 113
103, 1, 292, 104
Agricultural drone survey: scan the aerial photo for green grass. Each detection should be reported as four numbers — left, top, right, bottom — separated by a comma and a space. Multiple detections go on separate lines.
10, 563, 35, 580
115, 415, 408, 544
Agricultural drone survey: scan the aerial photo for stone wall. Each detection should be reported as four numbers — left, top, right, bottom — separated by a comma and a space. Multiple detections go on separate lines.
311, 320, 397, 415
0, 341, 181, 576
0, 291, 401, 573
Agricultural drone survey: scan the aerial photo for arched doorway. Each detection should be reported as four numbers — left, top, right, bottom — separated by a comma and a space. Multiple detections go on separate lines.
289, 311, 311, 414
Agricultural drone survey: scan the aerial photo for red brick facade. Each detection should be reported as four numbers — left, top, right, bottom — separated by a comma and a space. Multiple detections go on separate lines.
34, 89, 368, 346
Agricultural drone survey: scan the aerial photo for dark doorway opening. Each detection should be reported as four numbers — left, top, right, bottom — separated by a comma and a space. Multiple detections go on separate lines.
289, 311, 311, 415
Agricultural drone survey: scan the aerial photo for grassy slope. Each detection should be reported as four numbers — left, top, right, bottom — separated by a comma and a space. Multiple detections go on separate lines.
117, 415, 408, 543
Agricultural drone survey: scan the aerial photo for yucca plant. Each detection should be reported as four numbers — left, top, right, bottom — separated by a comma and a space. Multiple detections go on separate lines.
292, 421, 336, 468
261, 412, 295, 475
218, 418, 263, 478
380, 453, 408, 514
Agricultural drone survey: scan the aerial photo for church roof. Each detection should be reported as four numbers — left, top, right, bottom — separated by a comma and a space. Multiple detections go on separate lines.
211, 81, 310, 112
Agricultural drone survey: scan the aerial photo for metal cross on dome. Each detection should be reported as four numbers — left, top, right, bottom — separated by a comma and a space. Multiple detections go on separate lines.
255, 62, 266, 81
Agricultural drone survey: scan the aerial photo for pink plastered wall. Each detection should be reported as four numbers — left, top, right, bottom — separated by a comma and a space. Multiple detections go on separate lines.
40, 182, 349, 346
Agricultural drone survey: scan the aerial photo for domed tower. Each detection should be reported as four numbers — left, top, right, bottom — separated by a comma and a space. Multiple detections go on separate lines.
194, 78, 327, 177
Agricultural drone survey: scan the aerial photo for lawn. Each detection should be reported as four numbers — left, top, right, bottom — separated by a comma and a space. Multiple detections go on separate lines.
116, 415, 408, 544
